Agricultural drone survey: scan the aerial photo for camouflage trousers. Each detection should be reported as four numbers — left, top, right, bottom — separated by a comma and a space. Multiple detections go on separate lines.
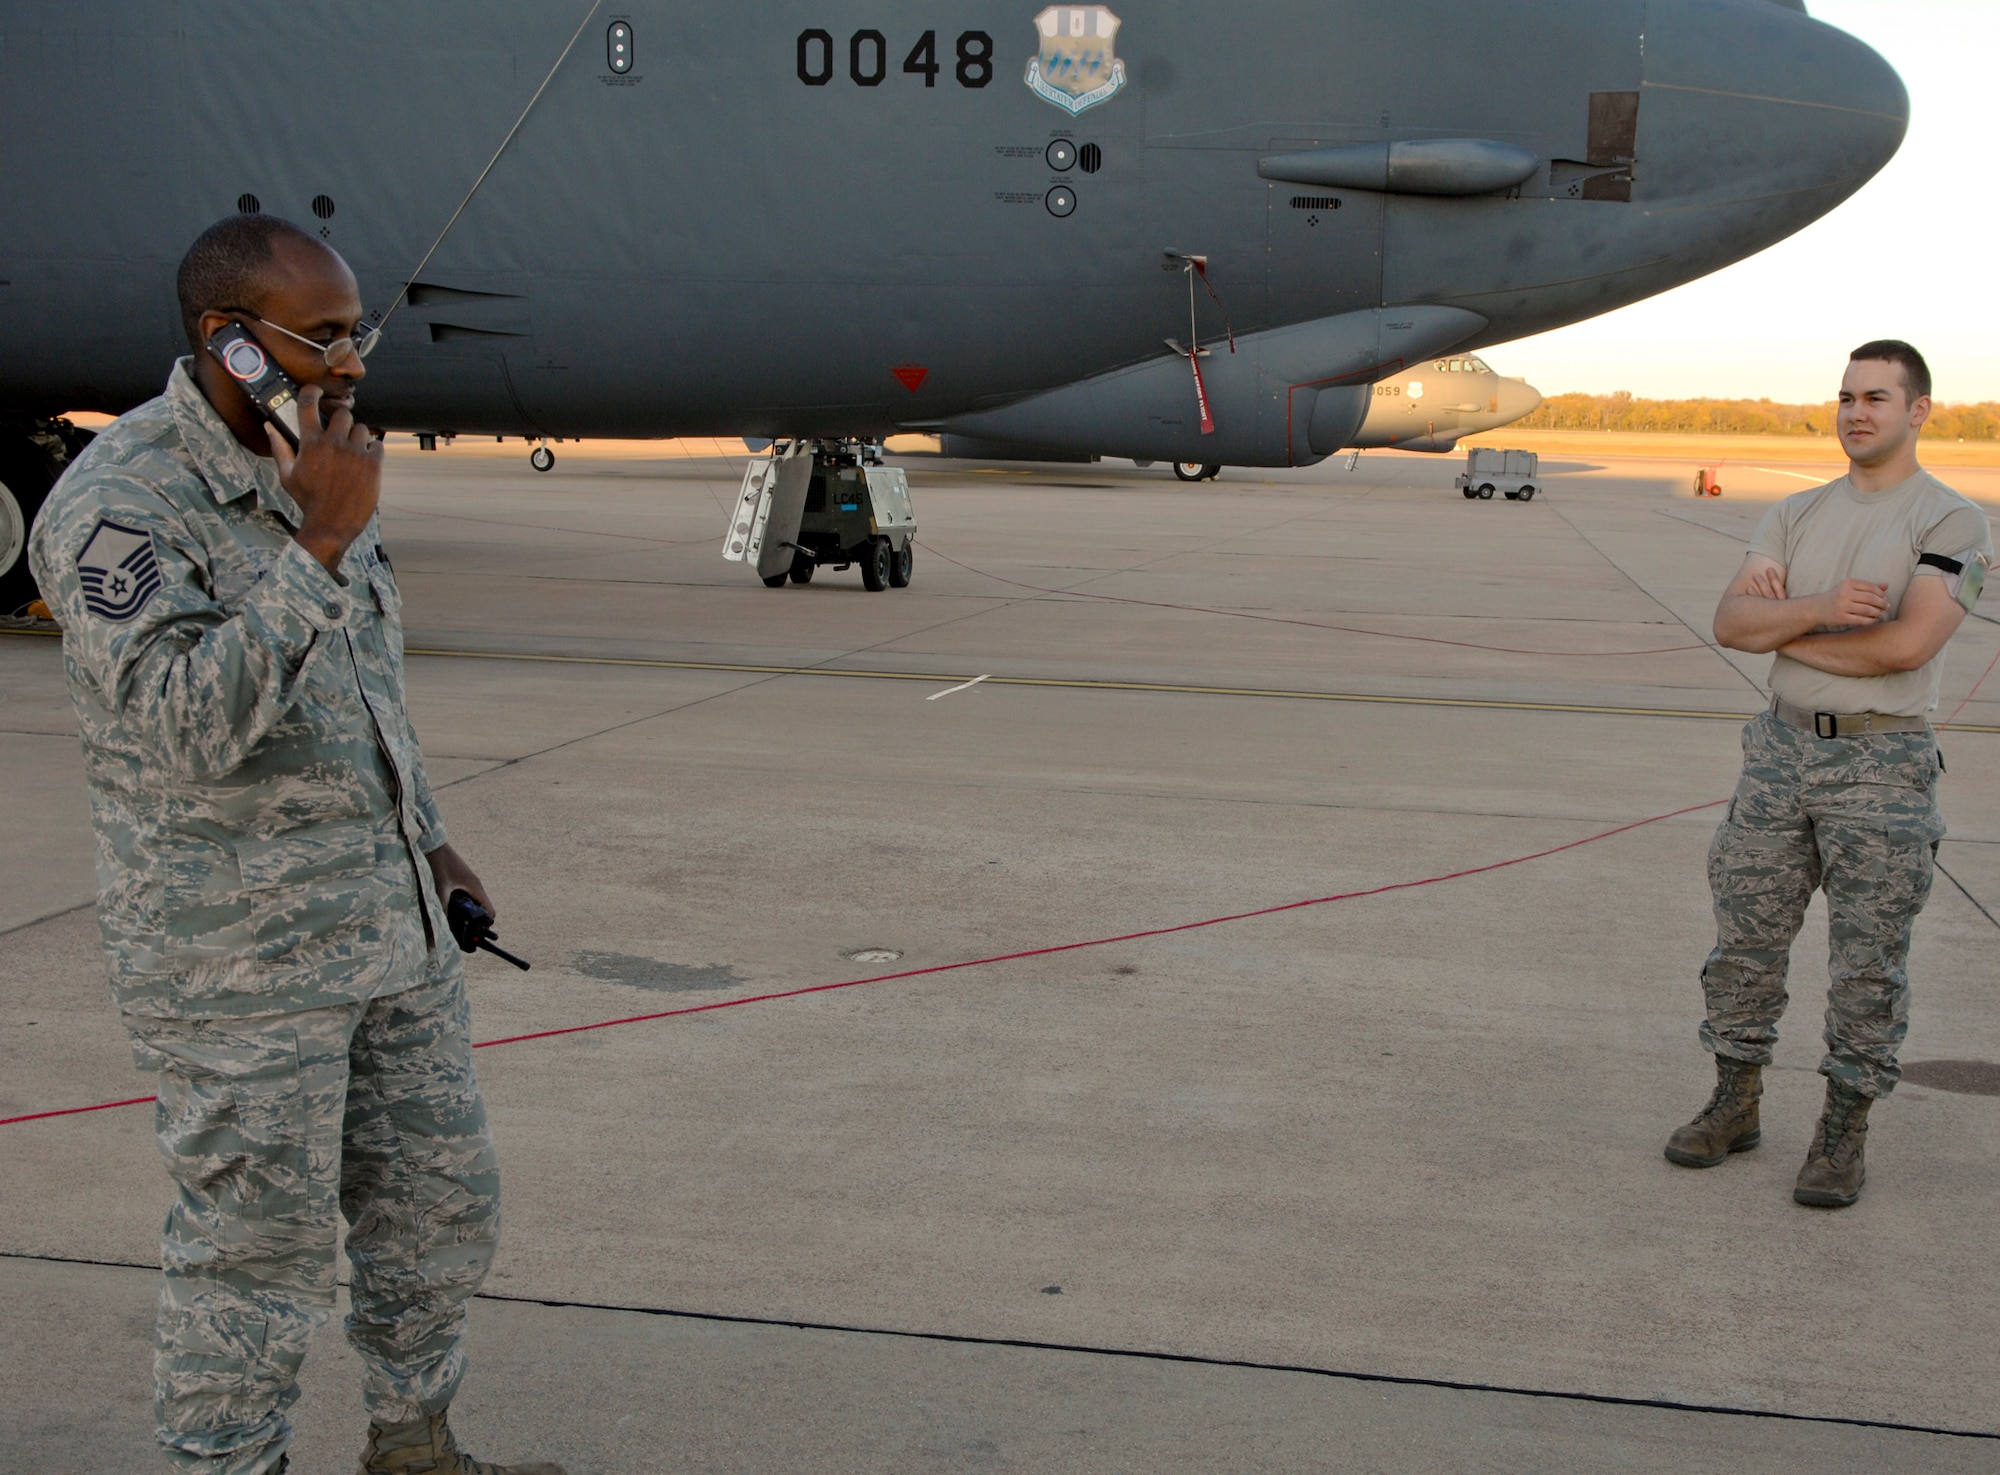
125, 957, 500, 1475
1700, 709, 1946, 1099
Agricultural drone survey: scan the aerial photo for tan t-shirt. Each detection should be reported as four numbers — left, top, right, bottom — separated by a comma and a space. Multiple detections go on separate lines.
1748, 469, 1992, 716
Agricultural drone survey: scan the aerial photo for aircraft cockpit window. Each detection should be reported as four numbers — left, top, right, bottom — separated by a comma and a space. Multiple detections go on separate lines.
1468, 357, 1490, 373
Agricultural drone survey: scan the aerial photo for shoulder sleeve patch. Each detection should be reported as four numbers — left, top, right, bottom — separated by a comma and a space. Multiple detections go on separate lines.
76, 519, 164, 621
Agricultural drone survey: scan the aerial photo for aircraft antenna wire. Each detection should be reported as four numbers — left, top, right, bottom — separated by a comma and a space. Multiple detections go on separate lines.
371, 0, 605, 340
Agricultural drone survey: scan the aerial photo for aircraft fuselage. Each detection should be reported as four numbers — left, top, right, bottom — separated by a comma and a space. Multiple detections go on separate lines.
0, 1, 1905, 463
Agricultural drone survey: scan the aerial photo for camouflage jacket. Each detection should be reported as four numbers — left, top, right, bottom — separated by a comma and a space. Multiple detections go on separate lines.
28, 361, 451, 1019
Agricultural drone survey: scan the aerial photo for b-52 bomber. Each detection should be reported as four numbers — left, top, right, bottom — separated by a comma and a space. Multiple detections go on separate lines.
943, 353, 1541, 479
1348, 355, 1543, 458
0, 0, 1905, 613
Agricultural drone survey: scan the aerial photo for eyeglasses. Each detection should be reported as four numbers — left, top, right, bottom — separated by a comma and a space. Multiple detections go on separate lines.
231, 312, 382, 370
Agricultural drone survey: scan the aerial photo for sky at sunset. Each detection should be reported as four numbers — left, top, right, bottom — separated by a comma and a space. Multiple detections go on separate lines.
1494, 1, 1998, 405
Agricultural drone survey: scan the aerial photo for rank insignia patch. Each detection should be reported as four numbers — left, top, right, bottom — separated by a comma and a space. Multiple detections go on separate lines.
1027, 6, 1127, 116
76, 519, 163, 621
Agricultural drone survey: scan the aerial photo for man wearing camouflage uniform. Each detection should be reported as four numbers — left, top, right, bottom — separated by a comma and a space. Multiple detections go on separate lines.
1667, 341, 1991, 1208
28, 216, 561, 1474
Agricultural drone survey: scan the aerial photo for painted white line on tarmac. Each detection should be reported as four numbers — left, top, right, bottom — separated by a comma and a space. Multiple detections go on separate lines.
1753, 467, 1830, 483
927, 674, 991, 701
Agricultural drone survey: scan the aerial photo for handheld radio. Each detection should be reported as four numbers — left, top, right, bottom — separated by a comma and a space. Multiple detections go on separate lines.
205, 322, 303, 449
446, 889, 531, 971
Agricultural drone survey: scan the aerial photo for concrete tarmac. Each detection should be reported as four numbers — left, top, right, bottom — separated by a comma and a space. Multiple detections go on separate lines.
4, 446, 1998, 1471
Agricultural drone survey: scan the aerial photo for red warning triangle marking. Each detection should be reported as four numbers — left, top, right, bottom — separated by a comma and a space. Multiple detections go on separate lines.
892, 364, 929, 393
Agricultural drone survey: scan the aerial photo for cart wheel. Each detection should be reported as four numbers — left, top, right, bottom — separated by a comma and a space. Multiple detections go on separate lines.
529, 445, 555, 472
1462, 485, 1477, 500
788, 553, 814, 584
1518, 485, 1536, 501
1709, 486, 1722, 498
1477, 483, 1495, 500
1504, 489, 1519, 500
861, 537, 891, 591
761, 572, 788, 588
1202, 464, 1222, 481
1174, 461, 1206, 482
888, 540, 914, 588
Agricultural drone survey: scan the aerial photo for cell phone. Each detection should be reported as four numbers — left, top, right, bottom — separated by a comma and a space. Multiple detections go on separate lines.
205, 322, 303, 448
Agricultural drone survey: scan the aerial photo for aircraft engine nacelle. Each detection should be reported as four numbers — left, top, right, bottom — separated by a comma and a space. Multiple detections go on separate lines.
942, 307, 1484, 469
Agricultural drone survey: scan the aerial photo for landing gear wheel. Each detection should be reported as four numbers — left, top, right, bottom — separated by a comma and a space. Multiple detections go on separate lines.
1518, 485, 1536, 502
0, 433, 59, 618
1477, 483, 1495, 500
529, 445, 555, 472
1174, 461, 1206, 482
761, 571, 789, 588
861, 537, 891, 592
1201, 463, 1221, 481
888, 540, 914, 588
789, 551, 815, 584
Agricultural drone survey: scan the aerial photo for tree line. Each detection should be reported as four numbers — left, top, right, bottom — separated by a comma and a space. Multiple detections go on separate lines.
1519, 392, 1999, 441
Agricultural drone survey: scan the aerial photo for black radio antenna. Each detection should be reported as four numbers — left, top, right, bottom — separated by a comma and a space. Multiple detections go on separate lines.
370, 0, 603, 339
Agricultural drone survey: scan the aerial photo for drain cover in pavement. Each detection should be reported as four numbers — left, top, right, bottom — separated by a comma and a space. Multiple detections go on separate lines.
571, 951, 742, 992
845, 948, 903, 964
1902, 1060, 2000, 1096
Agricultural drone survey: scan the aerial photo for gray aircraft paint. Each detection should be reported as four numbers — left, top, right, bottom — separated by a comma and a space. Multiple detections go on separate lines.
0, 1, 1904, 469
1348, 355, 1543, 454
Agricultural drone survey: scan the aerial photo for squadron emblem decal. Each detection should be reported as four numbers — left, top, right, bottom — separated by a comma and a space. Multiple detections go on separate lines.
76, 519, 163, 622
1026, 6, 1126, 116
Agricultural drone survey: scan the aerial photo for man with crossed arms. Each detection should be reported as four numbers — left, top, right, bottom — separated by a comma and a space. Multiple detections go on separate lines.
1666, 340, 1990, 1208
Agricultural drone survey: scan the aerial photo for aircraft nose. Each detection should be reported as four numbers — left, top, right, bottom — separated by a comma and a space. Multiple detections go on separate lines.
1641, 1, 1907, 210
1497, 377, 1541, 423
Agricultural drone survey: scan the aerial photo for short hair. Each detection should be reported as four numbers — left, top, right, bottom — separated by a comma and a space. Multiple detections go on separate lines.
175, 214, 323, 350
1849, 339, 1931, 402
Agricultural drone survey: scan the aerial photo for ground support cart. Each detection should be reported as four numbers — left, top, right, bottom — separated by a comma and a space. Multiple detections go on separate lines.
1455, 447, 1540, 501
722, 440, 917, 590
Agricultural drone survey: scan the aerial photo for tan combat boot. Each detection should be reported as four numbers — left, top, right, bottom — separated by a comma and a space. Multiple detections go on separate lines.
358, 1412, 565, 1475
1794, 1078, 1872, 1209
1663, 1057, 1763, 1167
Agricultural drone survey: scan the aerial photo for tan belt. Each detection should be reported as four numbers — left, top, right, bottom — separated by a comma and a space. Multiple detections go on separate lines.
1772, 698, 1931, 739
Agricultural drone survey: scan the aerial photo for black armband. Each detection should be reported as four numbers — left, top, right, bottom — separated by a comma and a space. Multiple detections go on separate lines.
1919, 551, 1987, 613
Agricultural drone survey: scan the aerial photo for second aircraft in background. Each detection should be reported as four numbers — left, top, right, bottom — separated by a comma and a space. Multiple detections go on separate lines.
936, 356, 1542, 481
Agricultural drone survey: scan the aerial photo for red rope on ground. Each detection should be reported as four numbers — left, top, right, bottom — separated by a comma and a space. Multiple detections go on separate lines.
917, 540, 1714, 658
0, 1095, 158, 1128
0, 799, 1725, 1129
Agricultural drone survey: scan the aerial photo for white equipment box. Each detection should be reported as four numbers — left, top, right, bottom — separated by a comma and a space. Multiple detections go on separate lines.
864, 465, 917, 536
1455, 447, 1540, 501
